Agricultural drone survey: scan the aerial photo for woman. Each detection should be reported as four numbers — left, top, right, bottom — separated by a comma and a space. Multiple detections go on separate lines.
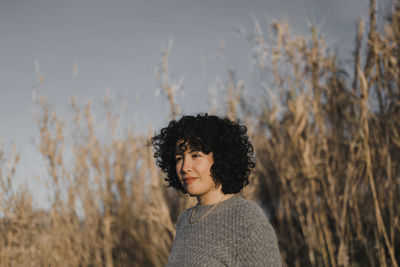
151, 114, 281, 266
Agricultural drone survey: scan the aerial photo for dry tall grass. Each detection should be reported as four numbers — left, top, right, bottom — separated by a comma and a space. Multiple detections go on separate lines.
247, 1, 400, 266
0, 0, 399, 266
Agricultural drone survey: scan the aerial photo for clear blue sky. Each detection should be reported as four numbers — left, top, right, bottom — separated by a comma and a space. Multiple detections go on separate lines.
1, 0, 390, 207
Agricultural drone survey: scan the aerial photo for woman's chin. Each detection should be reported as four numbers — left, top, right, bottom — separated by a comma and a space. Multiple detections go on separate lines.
184, 186, 200, 197
185, 188, 198, 196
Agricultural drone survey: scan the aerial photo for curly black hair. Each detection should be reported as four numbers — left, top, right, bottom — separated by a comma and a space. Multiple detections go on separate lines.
151, 114, 255, 194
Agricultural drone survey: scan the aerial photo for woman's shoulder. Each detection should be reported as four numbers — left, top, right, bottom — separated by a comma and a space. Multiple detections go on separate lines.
229, 196, 269, 220
228, 196, 277, 234
232, 197, 282, 266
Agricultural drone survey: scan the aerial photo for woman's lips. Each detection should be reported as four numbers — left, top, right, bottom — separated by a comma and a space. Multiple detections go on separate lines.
183, 177, 197, 184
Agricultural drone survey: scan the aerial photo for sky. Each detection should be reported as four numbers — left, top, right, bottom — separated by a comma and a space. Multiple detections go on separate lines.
0, 0, 390, 207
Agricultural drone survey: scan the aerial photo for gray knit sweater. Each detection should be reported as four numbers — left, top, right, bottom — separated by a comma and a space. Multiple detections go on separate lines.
166, 196, 281, 267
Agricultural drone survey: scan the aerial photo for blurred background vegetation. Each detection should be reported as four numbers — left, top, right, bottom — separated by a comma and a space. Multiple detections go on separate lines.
1, 0, 399, 266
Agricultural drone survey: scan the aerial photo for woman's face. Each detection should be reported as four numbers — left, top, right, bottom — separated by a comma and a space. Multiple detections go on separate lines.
175, 142, 217, 198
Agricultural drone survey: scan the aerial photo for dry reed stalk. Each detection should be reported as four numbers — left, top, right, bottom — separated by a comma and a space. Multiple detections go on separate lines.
0, 93, 180, 266
155, 39, 182, 120
244, 0, 400, 266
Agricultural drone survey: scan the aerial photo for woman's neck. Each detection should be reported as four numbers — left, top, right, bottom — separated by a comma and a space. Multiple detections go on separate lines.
196, 189, 234, 206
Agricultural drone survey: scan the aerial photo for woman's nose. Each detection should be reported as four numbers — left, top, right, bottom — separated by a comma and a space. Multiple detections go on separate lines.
181, 158, 191, 174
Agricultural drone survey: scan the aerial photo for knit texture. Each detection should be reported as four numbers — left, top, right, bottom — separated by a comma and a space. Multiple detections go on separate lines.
166, 196, 282, 267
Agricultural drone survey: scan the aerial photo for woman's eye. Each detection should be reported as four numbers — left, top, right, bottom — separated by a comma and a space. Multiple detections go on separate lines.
175, 157, 182, 162
192, 154, 200, 158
